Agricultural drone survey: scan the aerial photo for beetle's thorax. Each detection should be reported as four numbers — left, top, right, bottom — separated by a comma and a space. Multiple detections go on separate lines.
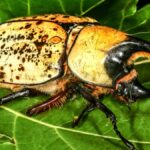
68, 25, 127, 87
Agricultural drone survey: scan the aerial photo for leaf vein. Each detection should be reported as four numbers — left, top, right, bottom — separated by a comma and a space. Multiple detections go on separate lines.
12, 116, 18, 150
27, 0, 31, 16
125, 20, 147, 32
80, 0, 84, 15
80, 0, 105, 16
55, 128, 76, 150
119, 1, 131, 30
1, 106, 150, 144
58, 0, 67, 14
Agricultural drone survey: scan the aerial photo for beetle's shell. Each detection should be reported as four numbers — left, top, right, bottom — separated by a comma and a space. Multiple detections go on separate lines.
0, 14, 97, 85
0, 14, 128, 87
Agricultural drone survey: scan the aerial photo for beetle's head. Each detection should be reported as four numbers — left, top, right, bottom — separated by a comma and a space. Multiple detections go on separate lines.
115, 78, 150, 103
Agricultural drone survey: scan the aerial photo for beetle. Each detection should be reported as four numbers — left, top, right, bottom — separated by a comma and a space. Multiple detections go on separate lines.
0, 14, 150, 150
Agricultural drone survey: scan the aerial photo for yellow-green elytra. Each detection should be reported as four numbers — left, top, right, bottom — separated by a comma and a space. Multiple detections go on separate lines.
0, 14, 97, 85
0, 14, 150, 150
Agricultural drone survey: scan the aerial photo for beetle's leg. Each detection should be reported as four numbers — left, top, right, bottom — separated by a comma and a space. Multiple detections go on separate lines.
27, 90, 70, 116
0, 88, 38, 105
72, 103, 95, 127
79, 88, 136, 150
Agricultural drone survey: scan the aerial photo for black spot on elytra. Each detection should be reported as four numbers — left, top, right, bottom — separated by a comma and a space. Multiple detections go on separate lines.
51, 17, 56, 20
36, 21, 43, 25
27, 56, 31, 62
25, 24, 31, 29
0, 72, 5, 78
19, 27, 24, 30
32, 16, 37, 19
48, 66, 52, 70
19, 44, 28, 54
1, 44, 5, 49
26, 48, 32, 53
26, 33, 34, 40
56, 50, 60, 52
2, 31, 6, 34
38, 35, 42, 39
48, 74, 51, 78
63, 15, 70, 18
14, 50, 17, 54
53, 28, 58, 31
18, 64, 24, 71
4, 51, 8, 55
72, 32, 77, 36
6, 35, 10, 41
41, 35, 48, 42
17, 34, 25, 40
34, 41, 45, 51
47, 52, 52, 58
22, 57, 25, 63
16, 76, 20, 80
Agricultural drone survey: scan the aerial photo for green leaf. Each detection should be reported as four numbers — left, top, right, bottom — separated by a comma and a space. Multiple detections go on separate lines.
85, 0, 138, 29
0, 0, 150, 150
0, 0, 105, 22
123, 4, 150, 41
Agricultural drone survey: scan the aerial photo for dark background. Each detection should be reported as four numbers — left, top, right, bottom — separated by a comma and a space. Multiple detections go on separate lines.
138, 0, 150, 8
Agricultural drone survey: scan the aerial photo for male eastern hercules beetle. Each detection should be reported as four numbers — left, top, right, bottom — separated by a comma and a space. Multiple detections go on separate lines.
0, 14, 150, 150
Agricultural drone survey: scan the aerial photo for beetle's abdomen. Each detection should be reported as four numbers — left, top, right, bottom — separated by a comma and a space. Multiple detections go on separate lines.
68, 25, 127, 86
0, 21, 66, 84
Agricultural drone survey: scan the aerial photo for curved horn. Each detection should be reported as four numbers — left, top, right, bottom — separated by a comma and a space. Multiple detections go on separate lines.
105, 37, 150, 80
129, 79, 150, 101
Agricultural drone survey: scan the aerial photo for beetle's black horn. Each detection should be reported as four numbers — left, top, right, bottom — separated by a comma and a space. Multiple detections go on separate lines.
129, 79, 150, 102
128, 37, 150, 52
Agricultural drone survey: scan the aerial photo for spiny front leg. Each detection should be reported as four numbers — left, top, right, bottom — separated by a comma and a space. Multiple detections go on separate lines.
27, 90, 71, 116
